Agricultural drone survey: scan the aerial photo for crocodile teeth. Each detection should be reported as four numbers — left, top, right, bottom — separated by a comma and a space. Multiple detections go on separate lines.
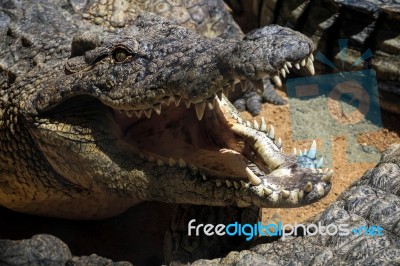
157, 159, 164, 166
300, 59, 306, 66
135, 110, 142, 118
253, 120, 259, 130
304, 182, 313, 193
226, 180, 232, 188
307, 140, 317, 159
298, 190, 304, 201
148, 156, 155, 162
316, 157, 324, 168
286, 62, 292, 68
216, 180, 222, 187
260, 117, 267, 132
153, 104, 162, 115
268, 125, 275, 140
245, 167, 262, 186
246, 121, 251, 128
126, 111, 133, 118
322, 169, 333, 182
295, 63, 300, 69
272, 74, 282, 87
306, 58, 315, 75
275, 137, 282, 149
284, 64, 290, 73
233, 181, 240, 190
292, 147, 297, 156
309, 54, 314, 61
185, 100, 191, 108
195, 102, 206, 120
281, 189, 290, 198
179, 158, 186, 168
202, 175, 207, 181
207, 98, 215, 110
168, 158, 176, 166
144, 109, 152, 118
240, 180, 250, 189
280, 68, 286, 78
169, 96, 181, 107
263, 187, 273, 196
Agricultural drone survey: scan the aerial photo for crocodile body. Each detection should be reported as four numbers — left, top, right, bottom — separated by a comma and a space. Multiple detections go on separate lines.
0, 0, 331, 263
2, 144, 400, 265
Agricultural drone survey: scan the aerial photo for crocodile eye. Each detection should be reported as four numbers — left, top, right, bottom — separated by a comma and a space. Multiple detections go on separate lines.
113, 48, 128, 62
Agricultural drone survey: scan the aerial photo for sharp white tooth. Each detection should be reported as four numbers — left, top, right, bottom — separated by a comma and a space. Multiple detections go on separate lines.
233, 181, 240, 190
179, 158, 186, 168
272, 74, 282, 87
253, 120, 259, 130
286, 62, 292, 68
322, 169, 333, 183
171, 96, 181, 106
268, 125, 275, 140
195, 101, 206, 120
304, 182, 313, 193
307, 140, 317, 159
157, 159, 164, 166
306, 58, 315, 75
168, 158, 176, 166
298, 190, 304, 201
281, 189, 290, 198
202, 175, 207, 181
207, 98, 215, 110
293, 147, 297, 156
316, 157, 324, 168
263, 187, 273, 196
301, 59, 306, 66
245, 167, 262, 186
275, 137, 282, 149
299, 151, 303, 156
304, 149, 308, 155
240, 180, 249, 189
246, 121, 251, 128
280, 68, 286, 78
153, 104, 162, 115
295, 63, 300, 69
226, 180, 232, 188
216, 180, 222, 187
144, 109, 152, 118
310, 54, 314, 61
134, 110, 142, 118
185, 100, 191, 108
217, 90, 223, 100
126, 111, 133, 118
284, 64, 290, 73
240, 80, 247, 91
232, 113, 238, 120
260, 117, 267, 132
323, 168, 329, 175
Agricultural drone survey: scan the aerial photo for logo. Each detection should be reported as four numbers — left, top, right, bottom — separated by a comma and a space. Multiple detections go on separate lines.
286, 40, 382, 166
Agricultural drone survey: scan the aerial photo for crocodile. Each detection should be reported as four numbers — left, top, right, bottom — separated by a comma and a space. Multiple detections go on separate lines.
226, 0, 400, 114
2, 144, 399, 265
0, 0, 331, 264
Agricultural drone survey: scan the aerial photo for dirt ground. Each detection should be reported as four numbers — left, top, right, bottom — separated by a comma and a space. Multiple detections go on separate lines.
240, 89, 400, 225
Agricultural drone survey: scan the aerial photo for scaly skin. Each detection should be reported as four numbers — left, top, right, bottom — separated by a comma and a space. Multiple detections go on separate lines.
0, 0, 331, 219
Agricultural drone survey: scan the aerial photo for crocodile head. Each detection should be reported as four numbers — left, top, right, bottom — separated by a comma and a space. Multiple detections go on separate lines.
10, 15, 331, 218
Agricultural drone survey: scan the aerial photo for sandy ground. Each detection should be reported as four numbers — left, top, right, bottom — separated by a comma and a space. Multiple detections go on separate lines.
240, 89, 400, 225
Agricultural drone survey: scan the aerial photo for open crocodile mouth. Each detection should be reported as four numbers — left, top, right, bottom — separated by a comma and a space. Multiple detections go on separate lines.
36, 54, 332, 207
